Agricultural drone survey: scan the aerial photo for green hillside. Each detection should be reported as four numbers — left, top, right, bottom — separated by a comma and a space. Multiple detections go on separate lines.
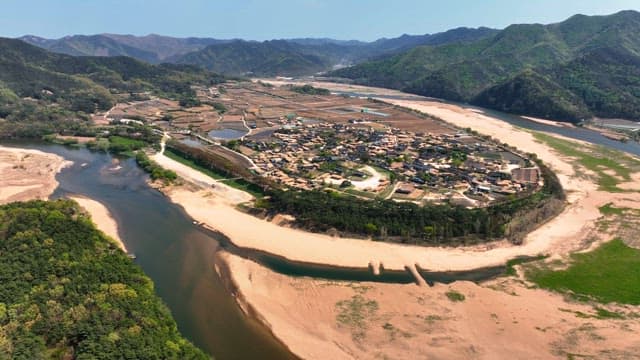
173, 40, 332, 76
0, 200, 208, 359
0, 37, 224, 137
332, 10, 640, 122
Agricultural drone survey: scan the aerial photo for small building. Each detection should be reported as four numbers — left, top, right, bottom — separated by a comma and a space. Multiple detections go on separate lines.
511, 167, 539, 184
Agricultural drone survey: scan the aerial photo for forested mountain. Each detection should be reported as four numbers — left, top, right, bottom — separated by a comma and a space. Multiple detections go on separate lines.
169, 27, 497, 76
0, 37, 224, 136
365, 27, 499, 55
171, 40, 332, 76
19, 28, 498, 77
332, 10, 640, 122
19, 34, 228, 63
0, 200, 208, 359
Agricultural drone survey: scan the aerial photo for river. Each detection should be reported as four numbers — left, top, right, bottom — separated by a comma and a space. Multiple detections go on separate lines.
4, 142, 506, 359
6, 142, 296, 360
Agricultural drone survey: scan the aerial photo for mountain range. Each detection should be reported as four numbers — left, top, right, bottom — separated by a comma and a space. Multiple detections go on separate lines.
19, 27, 498, 76
331, 10, 640, 122
13, 10, 640, 122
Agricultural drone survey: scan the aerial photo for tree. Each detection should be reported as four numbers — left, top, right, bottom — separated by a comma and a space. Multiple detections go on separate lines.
364, 222, 378, 235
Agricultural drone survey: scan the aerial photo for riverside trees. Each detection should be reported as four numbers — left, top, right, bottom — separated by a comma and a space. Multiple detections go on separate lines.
0, 200, 206, 359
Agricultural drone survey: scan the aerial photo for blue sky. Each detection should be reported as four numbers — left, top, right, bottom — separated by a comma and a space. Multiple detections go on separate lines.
2, 0, 639, 41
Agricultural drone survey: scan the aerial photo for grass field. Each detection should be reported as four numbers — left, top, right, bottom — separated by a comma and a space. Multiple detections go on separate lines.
533, 132, 640, 192
527, 239, 640, 305
165, 148, 225, 180
164, 148, 265, 198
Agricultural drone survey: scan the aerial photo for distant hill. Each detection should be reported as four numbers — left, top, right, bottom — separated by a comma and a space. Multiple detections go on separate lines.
170, 27, 497, 76
19, 34, 230, 63
0, 37, 224, 136
331, 10, 640, 122
365, 27, 499, 55
19, 28, 498, 76
171, 40, 332, 76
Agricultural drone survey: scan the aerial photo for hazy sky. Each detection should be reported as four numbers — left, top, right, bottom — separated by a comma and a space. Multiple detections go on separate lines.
2, 0, 639, 41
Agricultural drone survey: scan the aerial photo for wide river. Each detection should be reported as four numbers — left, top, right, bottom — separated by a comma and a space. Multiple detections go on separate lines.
5, 142, 506, 359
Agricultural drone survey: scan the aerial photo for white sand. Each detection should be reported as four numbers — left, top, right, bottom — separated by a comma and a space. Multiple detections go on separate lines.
69, 195, 126, 252
0, 145, 70, 204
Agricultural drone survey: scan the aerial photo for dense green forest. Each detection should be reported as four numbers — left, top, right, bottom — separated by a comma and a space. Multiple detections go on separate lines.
0, 200, 208, 359
331, 10, 640, 122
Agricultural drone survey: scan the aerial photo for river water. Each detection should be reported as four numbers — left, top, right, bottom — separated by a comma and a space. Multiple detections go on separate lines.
2, 142, 507, 359
6, 143, 296, 360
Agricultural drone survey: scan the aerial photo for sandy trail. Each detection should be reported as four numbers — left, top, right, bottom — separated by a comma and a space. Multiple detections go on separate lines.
69, 195, 126, 252
152, 151, 254, 205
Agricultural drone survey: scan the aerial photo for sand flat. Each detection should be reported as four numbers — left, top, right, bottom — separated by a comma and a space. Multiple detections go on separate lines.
222, 252, 640, 360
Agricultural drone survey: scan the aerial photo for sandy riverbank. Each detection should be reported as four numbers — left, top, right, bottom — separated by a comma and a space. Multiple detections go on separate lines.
0, 145, 70, 204
69, 195, 126, 252
222, 252, 640, 360
0, 145, 126, 251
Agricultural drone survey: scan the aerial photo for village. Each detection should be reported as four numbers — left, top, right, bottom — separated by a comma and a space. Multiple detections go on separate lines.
239, 120, 541, 207
97, 81, 542, 208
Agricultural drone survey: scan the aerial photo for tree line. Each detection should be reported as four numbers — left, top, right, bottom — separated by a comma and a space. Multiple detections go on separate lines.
265, 159, 564, 245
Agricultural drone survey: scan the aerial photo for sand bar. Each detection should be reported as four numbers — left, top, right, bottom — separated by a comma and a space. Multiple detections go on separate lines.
69, 195, 126, 252
0, 145, 70, 204
222, 252, 640, 360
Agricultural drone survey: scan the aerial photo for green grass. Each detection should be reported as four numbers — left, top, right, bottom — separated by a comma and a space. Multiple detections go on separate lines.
335, 295, 379, 340
527, 239, 640, 305
109, 135, 146, 149
445, 290, 466, 302
164, 148, 264, 198
594, 307, 626, 319
165, 148, 225, 180
598, 203, 626, 216
532, 132, 640, 192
